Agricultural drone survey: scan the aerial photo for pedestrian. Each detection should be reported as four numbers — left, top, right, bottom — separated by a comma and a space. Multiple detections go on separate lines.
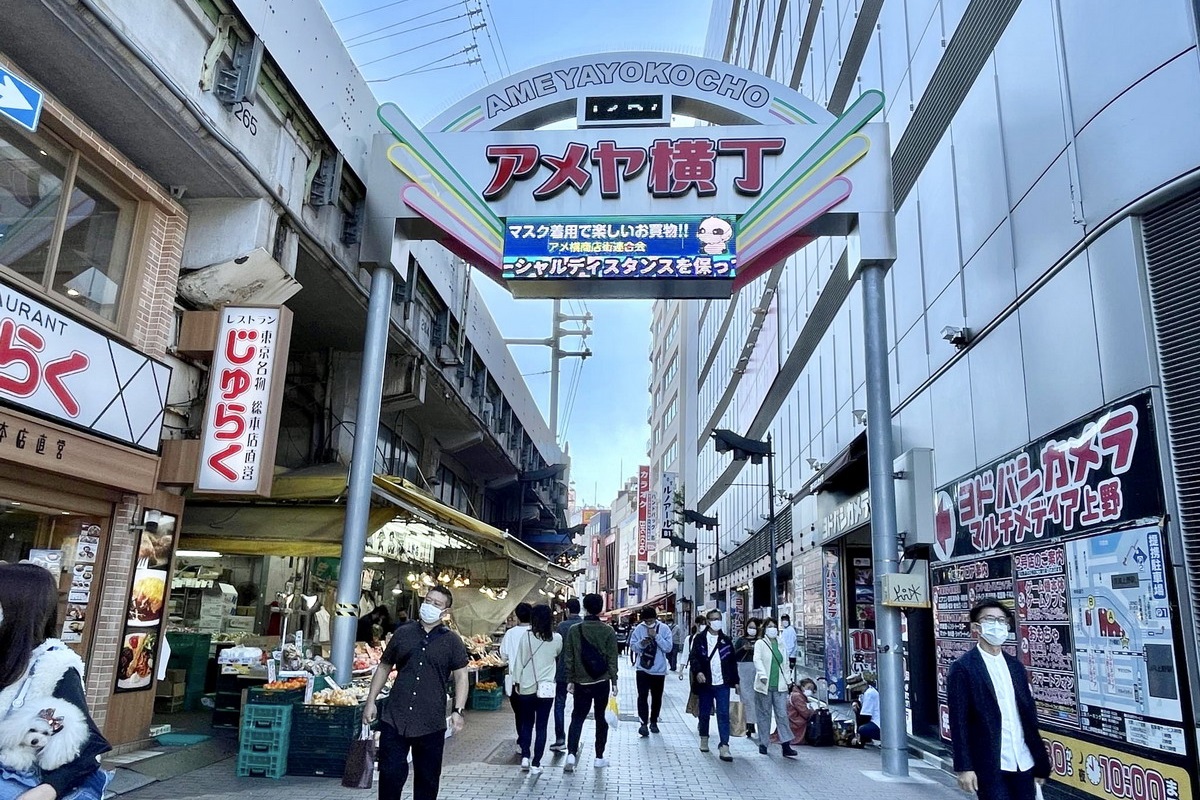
688, 608, 739, 762
772, 677, 820, 746
677, 614, 708, 679
550, 597, 583, 752
752, 619, 797, 757
780, 614, 798, 679
734, 617, 760, 739
363, 585, 469, 800
562, 593, 619, 773
0, 563, 112, 800
630, 606, 672, 737
511, 604, 562, 774
947, 598, 1050, 800
668, 617, 683, 672
852, 673, 881, 745
500, 603, 533, 712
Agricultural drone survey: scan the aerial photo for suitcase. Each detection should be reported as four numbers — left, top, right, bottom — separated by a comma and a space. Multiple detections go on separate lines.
806, 708, 835, 747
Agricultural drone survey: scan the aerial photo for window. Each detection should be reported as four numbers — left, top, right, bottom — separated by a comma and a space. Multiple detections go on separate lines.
664, 313, 679, 348
663, 355, 678, 387
663, 395, 678, 427
0, 126, 136, 323
662, 438, 678, 472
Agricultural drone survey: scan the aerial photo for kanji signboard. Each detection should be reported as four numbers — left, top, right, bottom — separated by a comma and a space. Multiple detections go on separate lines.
195, 306, 291, 496
503, 215, 736, 285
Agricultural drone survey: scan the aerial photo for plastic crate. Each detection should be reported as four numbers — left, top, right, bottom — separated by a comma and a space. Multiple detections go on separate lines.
241, 704, 291, 732
237, 750, 287, 779
290, 703, 360, 741
240, 724, 290, 756
286, 751, 347, 778
247, 686, 305, 706
470, 686, 504, 711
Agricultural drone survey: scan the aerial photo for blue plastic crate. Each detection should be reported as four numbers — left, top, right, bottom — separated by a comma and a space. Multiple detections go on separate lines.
241, 703, 291, 732
236, 749, 287, 779
470, 687, 504, 711
239, 725, 289, 757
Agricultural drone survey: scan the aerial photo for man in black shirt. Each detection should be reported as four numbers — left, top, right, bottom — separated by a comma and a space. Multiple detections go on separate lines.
364, 585, 469, 800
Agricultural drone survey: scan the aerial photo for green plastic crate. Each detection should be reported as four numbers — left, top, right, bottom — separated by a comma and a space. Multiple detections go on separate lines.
241, 703, 291, 732
237, 749, 287, 779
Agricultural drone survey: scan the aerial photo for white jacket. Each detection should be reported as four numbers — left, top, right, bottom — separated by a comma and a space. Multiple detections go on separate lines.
752, 638, 789, 695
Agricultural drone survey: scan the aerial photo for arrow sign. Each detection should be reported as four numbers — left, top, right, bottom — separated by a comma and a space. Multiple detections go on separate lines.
0, 69, 44, 133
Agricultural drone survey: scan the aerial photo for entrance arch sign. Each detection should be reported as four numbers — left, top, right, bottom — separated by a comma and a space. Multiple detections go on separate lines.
362, 51, 894, 298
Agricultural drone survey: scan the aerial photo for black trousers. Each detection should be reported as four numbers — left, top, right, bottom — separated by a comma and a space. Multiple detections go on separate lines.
567, 681, 610, 758
978, 770, 1037, 800
378, 723, 446, 800
636, 672, 666, 724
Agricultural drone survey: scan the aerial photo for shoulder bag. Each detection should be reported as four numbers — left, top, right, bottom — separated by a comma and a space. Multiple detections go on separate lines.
524, 632, 557, 698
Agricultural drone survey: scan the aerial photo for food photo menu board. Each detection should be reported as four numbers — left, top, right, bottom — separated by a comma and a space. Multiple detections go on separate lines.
114, 511, 176, 693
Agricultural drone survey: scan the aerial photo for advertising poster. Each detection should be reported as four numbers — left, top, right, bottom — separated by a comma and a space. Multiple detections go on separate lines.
1014, 544, 1078, 728
822, 548, 845, 700
115, 511, 176, 693
799, 548, 825, 672
848, 552, 876, 675
1066, 526, 1186, 756
1042, 731, 1192, 800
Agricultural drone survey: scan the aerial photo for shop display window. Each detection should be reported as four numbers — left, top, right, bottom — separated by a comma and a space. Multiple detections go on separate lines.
0, 124, 135, 323
0, 498, 109, 656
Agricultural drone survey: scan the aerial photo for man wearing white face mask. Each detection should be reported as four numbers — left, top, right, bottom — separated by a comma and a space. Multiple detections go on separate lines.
364, 586, 469, 800
947, 598, 1050, 800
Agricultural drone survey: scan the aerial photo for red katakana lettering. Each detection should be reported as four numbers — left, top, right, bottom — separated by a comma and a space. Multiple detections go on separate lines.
1068, 425, 1104, 484
483, 144, 541, 199
207, 443, 240, 481
533, 142, 592, 199
1042, 443, 1072, 493
224, 329, 257, 365
42, 352, 89, 417
590, 140, 648, 198
213, 402, 246, 441
717, 138, 785, 194
0, 319, 42, 397
648, 138, 718, 196
219, 368, 251, 400
1098, 407, 1138, 474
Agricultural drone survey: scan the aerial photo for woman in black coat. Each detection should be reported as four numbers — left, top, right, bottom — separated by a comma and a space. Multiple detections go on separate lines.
688, 609, 740, 762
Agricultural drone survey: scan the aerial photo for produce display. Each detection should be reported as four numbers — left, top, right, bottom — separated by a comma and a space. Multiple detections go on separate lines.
474, 680, 499, 691
467, 653, 506, 669
310, 686, 369, 706
460, 633, 493, 655
262, 677, 308, 691
353, 642, 383, 673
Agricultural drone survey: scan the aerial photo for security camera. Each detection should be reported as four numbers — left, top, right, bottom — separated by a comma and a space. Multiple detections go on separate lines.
940, 326, 971, 348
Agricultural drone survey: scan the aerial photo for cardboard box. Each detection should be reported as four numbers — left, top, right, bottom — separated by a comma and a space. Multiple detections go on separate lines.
165, 669, 187, 684
225, 616, 256, 632
155, 681, 185, 699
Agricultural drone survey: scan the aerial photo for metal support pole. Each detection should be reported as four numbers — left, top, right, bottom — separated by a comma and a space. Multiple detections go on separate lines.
861, 262, 908, 778
549, 298, 561, 440
331, 262, 395, 684
766, 434, 779, 623
714, 521, 720, 606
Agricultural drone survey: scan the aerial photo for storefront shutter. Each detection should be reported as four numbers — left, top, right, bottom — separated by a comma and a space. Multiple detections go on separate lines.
1142, 185, 1200, 657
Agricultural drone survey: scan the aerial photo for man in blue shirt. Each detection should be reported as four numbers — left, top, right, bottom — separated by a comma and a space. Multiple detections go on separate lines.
550, 598, 583, 752
629, 606, 673, 737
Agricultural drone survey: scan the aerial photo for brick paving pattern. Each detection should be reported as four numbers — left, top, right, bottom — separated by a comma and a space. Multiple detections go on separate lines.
123, 666, 961, 800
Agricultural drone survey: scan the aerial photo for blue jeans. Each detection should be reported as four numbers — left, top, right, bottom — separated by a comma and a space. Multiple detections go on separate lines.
696, 684, 731, 746
513, 694, 554, 766
553, 680, 569, 741
0, 768, 111, 800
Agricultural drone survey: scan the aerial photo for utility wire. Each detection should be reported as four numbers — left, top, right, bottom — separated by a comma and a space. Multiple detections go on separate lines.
349, 10, 475, 48
479, 0, 511, 74
344, 0, 462, 42
463, 1, 491, 82
402, 57, 480, 77
367, 46, 478, 82
359, 30, 475, 68
334, 0, 420, 23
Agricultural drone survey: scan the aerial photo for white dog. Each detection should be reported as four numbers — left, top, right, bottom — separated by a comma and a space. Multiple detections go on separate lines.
0, 701, 89, 773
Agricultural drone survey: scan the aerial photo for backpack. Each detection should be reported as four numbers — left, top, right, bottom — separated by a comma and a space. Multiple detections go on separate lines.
806, 707, 835, 747
639, 624, 659, 669
575, 626, 608, 680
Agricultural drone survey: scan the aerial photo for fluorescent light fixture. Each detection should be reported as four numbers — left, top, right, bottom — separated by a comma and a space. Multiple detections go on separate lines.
64, 267, 119, 305
363, 556, 386, 563
176, 550, 222, 558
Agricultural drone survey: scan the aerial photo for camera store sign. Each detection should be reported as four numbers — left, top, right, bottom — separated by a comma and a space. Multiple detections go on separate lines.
816, 489, 871, 545
932, 392, 1162, 561
0, 279, 170, 452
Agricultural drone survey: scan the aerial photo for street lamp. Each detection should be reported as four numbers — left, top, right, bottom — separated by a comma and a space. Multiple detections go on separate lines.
682, 509, 717, 610
711, 428, 779, 622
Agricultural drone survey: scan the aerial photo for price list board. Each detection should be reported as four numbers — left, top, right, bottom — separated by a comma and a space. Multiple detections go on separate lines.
1013, 545, 1079, 728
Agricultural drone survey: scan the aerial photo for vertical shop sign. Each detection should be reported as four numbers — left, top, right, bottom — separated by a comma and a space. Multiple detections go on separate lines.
196, 306, 292, 496
637, 465, 650, 561
848, 554, 876, 675
731, 591, 745, 639
659, 471, 677, 539
114, 511, 177, 693
1013, 544, 1078, 727
799, 548, 825, 672
822, 548, 845, 699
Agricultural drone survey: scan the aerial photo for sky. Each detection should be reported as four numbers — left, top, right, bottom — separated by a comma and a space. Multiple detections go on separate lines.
321, 0, 714, 507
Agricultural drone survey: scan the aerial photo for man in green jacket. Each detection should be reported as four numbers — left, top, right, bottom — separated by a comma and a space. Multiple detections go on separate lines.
561, 593, 618, 773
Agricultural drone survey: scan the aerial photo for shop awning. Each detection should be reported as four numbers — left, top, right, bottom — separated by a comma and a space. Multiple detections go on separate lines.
602, 591, 673, 619
180, 504, 398, 557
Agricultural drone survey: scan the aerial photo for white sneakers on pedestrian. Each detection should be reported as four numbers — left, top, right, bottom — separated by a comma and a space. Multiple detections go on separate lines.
594, 758, 607, 768
520, 757, 530, 772
564, 754, 576, 773
529, 765, 543, 775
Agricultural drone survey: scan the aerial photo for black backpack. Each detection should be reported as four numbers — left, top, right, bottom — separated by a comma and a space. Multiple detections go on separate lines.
639, 624, 659, 669
575, 626, 608, 680
806, 707, 835, 746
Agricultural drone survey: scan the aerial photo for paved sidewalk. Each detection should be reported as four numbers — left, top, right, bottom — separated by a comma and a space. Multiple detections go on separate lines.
122, 666, 962, 800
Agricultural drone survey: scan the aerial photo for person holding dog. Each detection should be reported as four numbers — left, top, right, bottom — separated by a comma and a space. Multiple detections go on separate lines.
0, 563, 111, 800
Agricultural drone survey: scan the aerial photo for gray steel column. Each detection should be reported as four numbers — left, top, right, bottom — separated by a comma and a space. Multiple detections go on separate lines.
549, 298, 561, 440
331, 262, 395, 684
861, 261, 908, 777
766, 433, 779, 623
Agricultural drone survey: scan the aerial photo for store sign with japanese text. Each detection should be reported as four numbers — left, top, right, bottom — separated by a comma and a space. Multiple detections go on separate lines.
0, 279, 170, 452
659, 471, 677, 539
932, 393, 1161, 561
637, 465, 650, 561
822, 548, 846, 700
196, 306, 292, 496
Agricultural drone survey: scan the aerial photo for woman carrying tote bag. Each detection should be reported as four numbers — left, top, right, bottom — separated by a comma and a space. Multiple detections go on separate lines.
511, 605, 562, 774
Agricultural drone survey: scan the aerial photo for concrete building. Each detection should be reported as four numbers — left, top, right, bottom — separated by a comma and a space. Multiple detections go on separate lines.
1, 0, 565, 745
703, 0, 1200, 793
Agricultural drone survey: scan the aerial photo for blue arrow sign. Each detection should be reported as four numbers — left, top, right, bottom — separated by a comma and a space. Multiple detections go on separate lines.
0, 68, 43, 133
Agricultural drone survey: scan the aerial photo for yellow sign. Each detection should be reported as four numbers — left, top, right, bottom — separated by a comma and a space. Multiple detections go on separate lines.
1041, 731, 1193, 800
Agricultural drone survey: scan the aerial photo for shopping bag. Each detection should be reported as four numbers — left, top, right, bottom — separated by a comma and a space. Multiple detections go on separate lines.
341, 725, 377, 789
605, 696, 621, 727
728, 699, 747, 738
685, 691, 699, 717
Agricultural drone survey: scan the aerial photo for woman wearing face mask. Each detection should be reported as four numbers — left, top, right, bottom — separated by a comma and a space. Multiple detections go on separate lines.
774, 677, 820, 746
688, 610, 740, 762
752, 619, 796, 757
733, 618, 760, 739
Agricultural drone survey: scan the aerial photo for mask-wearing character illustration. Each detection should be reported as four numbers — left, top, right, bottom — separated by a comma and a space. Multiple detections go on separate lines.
697, 217, 733, 254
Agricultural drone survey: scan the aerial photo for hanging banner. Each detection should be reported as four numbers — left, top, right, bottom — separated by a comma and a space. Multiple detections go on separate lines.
822, 547, 845, 700
659, 471, 677, 540
637, 465, 650, 561
195, 306, 292, 497
933, 393, 1161, 561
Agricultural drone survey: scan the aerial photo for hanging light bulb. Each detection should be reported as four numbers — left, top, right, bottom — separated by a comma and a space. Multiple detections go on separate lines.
391, 581, 402, 596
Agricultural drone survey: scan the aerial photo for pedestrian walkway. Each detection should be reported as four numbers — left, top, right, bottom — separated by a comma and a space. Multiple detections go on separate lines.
120, 666, 961, 800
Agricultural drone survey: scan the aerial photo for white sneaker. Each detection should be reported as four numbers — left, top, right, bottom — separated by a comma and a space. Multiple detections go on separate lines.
520, 757, 530, 772
530, 765, 543, 775
564, 754, 576, 773
594, 758, 608, 768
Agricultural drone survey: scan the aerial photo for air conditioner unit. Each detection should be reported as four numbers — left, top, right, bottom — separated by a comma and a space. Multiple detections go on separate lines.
436, 344, 462, 366
381, 357, 426, 410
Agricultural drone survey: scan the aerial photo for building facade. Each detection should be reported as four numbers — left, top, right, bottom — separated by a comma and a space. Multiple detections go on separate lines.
703, 1, 1200, 797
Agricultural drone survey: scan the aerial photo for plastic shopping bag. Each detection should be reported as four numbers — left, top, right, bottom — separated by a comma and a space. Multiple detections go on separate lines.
341, 725, 377, 789
605, 696, 620, 727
